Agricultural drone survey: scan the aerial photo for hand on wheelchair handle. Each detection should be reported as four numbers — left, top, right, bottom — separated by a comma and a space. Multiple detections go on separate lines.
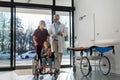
54, 53, 57, 59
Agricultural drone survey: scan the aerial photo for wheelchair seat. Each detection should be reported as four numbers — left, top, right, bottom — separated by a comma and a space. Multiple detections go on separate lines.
49, 52, 55, 61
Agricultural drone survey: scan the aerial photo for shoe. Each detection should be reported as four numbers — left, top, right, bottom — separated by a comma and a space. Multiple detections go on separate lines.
54, 69, 60, 80
54, 69, 60, 74
39, 67, 43, 74
39, 69, 42, 74
40, 75, 43, 80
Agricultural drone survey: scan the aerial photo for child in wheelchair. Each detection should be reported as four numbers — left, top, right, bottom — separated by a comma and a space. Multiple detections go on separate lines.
41, 41, 54, 73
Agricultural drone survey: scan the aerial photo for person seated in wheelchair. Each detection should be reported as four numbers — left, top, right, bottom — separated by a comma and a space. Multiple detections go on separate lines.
41, 41, 54, 73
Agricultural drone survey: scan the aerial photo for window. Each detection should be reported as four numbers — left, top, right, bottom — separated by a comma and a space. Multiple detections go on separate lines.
14, 0, 53, 5
56, 11, 71, 66
56, 0, 72, 7
0, 0, 10, 1
0, 7, 11, 68
16, 8, 52, 67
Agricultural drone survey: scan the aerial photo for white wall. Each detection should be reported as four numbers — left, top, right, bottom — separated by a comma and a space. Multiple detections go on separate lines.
94, 0, 120, 44
74, 0, 120, 74
74, 0, 95, 47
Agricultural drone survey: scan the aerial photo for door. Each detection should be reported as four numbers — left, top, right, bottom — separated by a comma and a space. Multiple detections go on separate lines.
0, 7, 15, 70
15, 8, 52, 68
55, 11, 72, 67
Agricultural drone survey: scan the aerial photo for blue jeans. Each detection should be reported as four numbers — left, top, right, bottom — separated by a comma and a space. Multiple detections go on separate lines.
42, 57, 52, 67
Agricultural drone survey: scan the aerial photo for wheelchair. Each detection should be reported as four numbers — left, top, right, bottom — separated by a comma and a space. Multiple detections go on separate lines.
67, 46, 114, 77
32, 52, 59, 80
80, 53, 111, 76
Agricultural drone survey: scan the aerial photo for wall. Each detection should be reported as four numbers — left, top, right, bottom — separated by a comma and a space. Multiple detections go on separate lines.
74, 0, 120, 74
74, 0, 95, 47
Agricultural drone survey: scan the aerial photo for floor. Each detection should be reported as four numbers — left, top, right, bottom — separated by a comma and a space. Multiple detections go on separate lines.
0, 67, 120, 80
1, 57, 120, 80
74, 70, 120, 80
0, 68, 72, 80
73, 62, 120, 80
0, 56, 71, 80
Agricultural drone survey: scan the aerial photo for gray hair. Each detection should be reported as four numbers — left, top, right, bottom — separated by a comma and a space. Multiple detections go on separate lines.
38, 20, 46, 27
54, 14, 60, 19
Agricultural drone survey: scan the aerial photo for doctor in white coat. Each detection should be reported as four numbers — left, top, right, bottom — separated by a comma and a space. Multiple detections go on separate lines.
49, 14, 67, 72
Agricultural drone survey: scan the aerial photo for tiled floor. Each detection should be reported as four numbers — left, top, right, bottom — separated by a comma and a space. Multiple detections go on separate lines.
74, 70, 120, 80
1, 67, 120, 80
0, 68, 72, 80
73, 64, 120, 80
0, 57, 71, 80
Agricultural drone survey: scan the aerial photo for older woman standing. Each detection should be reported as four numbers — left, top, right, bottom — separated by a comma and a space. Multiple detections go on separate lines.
33, 20, 49, 70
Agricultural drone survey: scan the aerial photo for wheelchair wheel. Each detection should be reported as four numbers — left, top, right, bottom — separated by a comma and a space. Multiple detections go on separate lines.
80, 57, 91, 76
33, 71, 39, 80
99, 56, 111, 75
73, 65, 76, 72
32, 56, 39, 80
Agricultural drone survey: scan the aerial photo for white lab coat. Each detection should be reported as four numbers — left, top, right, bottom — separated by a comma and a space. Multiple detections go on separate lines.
49, 23, 67, 53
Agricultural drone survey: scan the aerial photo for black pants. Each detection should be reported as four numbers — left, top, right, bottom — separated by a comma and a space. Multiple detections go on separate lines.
36, 45, 42, 66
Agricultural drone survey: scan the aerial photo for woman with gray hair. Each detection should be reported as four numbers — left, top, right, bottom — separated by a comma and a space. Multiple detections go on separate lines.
33, 20, 49, 73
